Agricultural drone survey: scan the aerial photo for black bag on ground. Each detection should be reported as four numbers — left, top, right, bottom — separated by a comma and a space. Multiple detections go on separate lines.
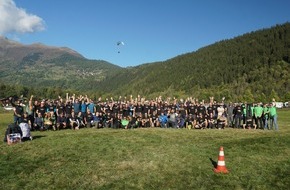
3, 123, 23, 142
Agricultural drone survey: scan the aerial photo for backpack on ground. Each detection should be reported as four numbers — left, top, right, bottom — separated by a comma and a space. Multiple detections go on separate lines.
3, 123, 23, 145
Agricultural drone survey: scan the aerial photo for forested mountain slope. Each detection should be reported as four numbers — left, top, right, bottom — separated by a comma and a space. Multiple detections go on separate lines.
97, 23, 290, 102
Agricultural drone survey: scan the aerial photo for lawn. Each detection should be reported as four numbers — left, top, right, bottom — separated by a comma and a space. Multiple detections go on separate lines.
0, 109, 289, 190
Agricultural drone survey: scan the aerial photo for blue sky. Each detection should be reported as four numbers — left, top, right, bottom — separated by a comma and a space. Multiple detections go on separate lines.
2, 0, 290, 67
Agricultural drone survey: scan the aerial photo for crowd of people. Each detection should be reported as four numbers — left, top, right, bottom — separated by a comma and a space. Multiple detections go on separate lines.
3, 94, 279, 134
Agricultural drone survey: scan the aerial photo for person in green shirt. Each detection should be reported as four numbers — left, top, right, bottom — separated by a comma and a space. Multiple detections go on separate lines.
242, 103, 247, 125
262, 104, 270, 130
254, 103, 264, 129
269, 103, 278, 130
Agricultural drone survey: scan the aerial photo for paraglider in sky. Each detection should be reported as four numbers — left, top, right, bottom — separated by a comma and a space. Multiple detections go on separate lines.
117, 41, 124, 46
117, 41, 125, 53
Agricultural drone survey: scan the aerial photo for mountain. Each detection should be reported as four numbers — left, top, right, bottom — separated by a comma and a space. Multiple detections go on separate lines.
96, 23, 290, 102
1, 23, 290, 102
0, 36, 84, 63
0, 36, 123, 91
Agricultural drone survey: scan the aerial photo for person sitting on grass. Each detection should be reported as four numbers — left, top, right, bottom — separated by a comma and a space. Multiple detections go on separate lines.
176, 113, 185, 128
104, 112, 113, 128
121, 116, 130, 129
158, 112, 168, 128
243, 118, 257, 129
243, 114, 257, 130
69, 110, 80, 130
34, 113, 44, 131
140, 113, 150, 128
84, 109, 96, 128
128, 115, 138, 129
149, 111, 159, 127
195, 112, 207, 129
56, 112, 67, 130
186, 114, 196, 130
217, 114, 227, 129
167, 109, 177, 128
43, 112, 53, 130
207, 112, 216, 129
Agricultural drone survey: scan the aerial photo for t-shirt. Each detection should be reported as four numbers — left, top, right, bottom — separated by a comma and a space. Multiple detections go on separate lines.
269, 106, 277, 117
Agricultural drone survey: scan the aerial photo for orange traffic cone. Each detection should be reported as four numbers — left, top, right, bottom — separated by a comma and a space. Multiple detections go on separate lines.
214, 146, 229, 173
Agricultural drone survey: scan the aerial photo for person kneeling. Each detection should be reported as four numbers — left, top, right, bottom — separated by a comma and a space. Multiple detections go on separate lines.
243, 118, 257, 129
217, 115, 227, 129
195, 113, 207, 129
56, 113, 67, 130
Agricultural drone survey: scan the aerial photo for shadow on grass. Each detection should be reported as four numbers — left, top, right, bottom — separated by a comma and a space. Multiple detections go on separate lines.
20, 135, 46, 142
28, 135, 46, 141
33, 135, 46, 139
209, 157, 217, 168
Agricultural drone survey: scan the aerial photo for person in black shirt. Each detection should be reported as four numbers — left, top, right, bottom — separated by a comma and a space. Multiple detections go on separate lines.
20, 112, 30, 125
56, 101, 65, 117
135, 102, 143, 117
56, 112, 67, 130
197, 102, 206, 116
128, 115, 138, 129
195, 112, 207, 129
150, 111, 159, 127
34, 113, 44, 131
12, 99, 24, 125
149, 101, 156, 115
207, 112, 216, 129
36, 101, 46, 118
68, 110, 79, 130
186, 114, 195, 130
207, 103, 214, 116
187, 103, 196, 116
84, 110, 95, 128
65, 101, 73, 119
233, 103, 243, 128
104, 112, 113, 128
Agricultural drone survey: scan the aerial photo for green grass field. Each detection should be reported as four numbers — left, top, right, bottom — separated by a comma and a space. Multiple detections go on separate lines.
0, 109, 289, 190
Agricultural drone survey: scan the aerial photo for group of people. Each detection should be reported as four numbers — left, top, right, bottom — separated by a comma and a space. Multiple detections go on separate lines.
3, 94, 279, 134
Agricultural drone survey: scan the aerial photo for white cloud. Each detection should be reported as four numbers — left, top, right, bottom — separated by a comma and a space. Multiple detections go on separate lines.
0, 0, 45, 35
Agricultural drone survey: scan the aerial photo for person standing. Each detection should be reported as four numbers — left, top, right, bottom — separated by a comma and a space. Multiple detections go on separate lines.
87, 99, 96, 115
72, 98, 81, 116
233, 103, 243, 128
11, 98, 24, 125
226, 102, 234, 128
269, 103, 278, 130
263, 104, 270, 130
254, 103, 264, 129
